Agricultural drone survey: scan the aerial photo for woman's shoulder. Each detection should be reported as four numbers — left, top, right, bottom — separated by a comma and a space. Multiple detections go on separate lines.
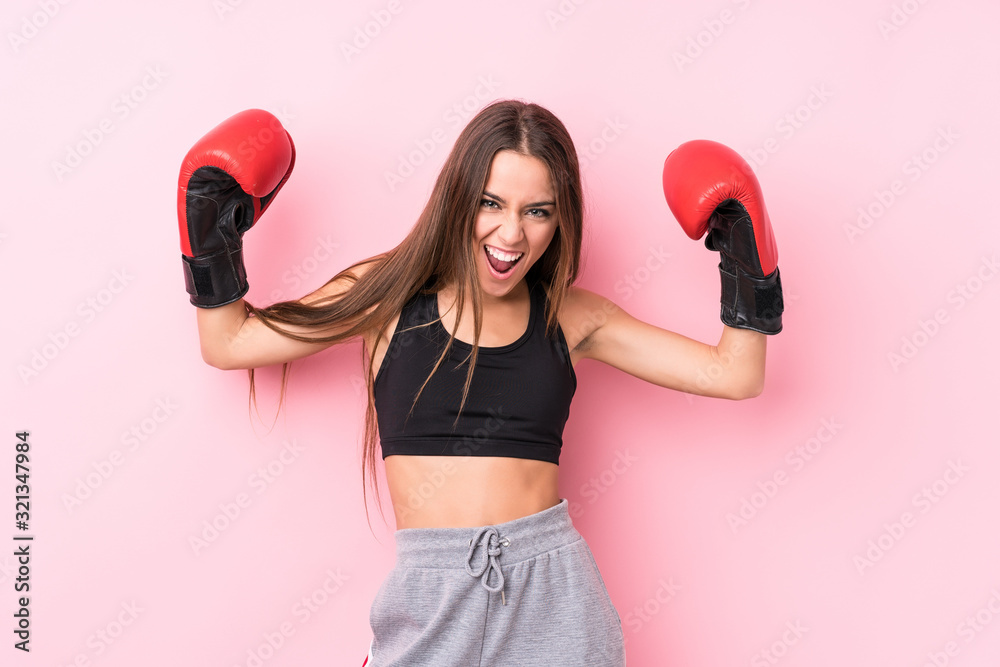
555, 284, 617, 316
299, 255, 385, 307
553, 285, 619, 352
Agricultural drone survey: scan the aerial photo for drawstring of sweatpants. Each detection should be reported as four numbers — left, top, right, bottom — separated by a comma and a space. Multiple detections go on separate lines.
465, 526, 510, 605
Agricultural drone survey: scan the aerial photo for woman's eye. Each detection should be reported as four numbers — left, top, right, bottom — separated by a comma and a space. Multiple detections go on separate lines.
480, 199, 500, 209
527, 208, 551, 218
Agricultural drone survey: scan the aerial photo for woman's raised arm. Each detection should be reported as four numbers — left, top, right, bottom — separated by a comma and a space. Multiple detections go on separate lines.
569, 139, 783, 399
197, 262, 377, 371
566, 287, 766, 400
177, 109, 378, 371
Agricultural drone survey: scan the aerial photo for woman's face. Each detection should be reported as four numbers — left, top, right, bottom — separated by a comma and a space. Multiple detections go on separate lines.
473, 150, 558, 300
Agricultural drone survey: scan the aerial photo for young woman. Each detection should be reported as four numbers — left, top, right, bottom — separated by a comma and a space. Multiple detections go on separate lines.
176, 100, 782, 666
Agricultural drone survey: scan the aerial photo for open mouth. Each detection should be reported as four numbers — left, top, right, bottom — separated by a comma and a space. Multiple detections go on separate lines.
484, 244, 524, 276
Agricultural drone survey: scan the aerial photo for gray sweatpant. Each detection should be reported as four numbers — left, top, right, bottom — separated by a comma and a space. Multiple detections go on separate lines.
366, 498, 626, 666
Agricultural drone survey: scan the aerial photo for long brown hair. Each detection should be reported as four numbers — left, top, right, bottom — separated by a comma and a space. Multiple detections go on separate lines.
245, 99, 583, 529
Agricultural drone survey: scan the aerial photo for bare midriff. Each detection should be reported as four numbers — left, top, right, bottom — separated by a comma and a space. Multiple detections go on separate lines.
384, 454, 560, 529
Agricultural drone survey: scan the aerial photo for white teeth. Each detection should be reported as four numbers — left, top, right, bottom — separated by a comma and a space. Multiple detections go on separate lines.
486, 245, 523, 262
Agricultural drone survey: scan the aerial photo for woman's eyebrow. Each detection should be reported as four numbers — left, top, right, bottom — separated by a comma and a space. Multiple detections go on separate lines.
483, 191, 555, 207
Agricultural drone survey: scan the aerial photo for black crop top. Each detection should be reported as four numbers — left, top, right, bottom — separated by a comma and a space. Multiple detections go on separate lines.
373, 278, 577, 464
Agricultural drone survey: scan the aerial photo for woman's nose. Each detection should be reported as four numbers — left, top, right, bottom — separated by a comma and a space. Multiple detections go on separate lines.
497, 213, 524, 245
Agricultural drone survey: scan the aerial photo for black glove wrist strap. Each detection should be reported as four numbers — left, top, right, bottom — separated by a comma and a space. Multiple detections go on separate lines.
718, 263, 783, 334
181, 247, 249, 308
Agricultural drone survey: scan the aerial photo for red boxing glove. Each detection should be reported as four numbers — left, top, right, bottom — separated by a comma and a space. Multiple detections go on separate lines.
662, 140, 783, 334
177, 109, 295, 307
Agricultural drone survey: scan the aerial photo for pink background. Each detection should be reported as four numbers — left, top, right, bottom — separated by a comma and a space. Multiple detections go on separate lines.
4, 0, 999, 665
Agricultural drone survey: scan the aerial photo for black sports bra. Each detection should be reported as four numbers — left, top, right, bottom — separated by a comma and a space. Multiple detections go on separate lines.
373, 278, 577, 464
